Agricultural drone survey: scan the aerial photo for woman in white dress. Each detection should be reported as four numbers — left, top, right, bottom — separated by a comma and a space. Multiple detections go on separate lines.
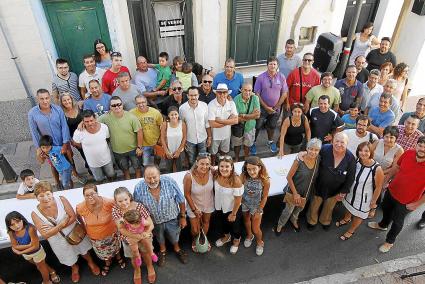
349, 22, 381, 65
31, 181, 99, 283
336, 142, 384, 240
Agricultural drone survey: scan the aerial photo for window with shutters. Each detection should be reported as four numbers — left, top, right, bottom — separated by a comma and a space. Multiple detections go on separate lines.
229, 0, 282, 66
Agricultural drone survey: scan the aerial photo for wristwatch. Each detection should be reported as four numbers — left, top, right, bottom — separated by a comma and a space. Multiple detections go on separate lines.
178, 213, 186, 219
137, 146, 143, 150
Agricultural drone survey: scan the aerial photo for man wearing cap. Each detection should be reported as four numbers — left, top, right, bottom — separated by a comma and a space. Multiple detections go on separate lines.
208, 83, 238, 165
212, 58, 244, 99
252, 56, 288, 154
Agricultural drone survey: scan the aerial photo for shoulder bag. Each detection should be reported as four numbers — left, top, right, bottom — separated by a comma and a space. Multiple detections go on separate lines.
283, 156, 318, 209
232, 95, 253, 138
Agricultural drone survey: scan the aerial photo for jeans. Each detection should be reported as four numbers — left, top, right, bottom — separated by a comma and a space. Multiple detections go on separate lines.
378, 191, 411, 244
217, 209, 242, 240
59, 167, 72, 190
165, 155, 183, 172
90, 161, 116, 181
185, 140, 207, 167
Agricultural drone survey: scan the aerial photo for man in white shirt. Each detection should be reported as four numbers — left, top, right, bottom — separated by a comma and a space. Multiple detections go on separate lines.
361, 69, 383, 112
344, 115, 378, 155
79, 55, 106, 98
208, 83, 238, 164
179, 86, 211, 167
73, 109, 115, 182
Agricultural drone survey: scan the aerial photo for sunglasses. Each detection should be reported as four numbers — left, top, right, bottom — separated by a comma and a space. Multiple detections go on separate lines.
303, 59, 313, 62
293, 102, 304, 107
110, 103, 122, 108
203, 80, 213, 84
172, 87, 183, 91
111, 51, 122, 57
218, 155, 233, 161
197, 152, 211, 160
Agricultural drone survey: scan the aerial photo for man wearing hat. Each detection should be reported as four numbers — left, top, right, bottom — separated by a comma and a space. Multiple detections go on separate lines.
208, 83, 239, 165
252, 56, 288, 154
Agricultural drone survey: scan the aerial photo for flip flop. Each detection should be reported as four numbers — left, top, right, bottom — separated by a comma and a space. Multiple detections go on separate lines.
89, 263, 100, 276
71, 270, 80, 283
49, 271, 60, 283
335, 219, 352, 227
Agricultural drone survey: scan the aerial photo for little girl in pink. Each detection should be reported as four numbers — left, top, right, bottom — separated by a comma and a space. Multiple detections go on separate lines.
122, 209, 158, 266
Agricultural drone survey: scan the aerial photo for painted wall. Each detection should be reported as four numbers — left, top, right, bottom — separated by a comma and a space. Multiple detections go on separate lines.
373, 0, 404, 39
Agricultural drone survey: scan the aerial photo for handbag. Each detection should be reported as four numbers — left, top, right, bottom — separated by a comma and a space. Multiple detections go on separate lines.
283, 156, 318, 209
232, 95, 253, 138
195, 228, 210, 254
37, 202, 86, 246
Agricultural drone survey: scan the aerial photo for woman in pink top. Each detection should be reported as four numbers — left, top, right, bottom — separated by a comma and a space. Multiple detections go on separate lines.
184, 153, 215, 252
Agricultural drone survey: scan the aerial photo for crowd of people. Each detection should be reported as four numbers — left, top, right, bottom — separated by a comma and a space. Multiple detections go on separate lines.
3, 22, 425, 284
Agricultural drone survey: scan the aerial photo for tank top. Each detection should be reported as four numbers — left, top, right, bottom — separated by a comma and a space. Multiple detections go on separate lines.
167, 121, 183, 153
14, 225, 31, 245
189, 171, 214, 212
374, 140, 403, 170
285, 115, 306, 146
349, 33, 374, 65
66, 108, 83, 137
285, 156, 319, 197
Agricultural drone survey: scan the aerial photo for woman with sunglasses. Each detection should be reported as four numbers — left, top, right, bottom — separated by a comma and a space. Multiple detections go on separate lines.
214, 156, 244, 254
160, 106, 187, 172
183, 153, 215, 252
337, 141, 384, 240
93, 39, 112, 70
277, 103, 311, 158
240, 156, 270, 256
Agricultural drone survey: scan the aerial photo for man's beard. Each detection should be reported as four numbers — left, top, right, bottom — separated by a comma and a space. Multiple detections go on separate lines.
147, 181, 160, 189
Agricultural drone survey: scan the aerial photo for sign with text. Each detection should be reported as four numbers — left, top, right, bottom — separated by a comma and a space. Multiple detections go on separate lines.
159, 18, 185, 38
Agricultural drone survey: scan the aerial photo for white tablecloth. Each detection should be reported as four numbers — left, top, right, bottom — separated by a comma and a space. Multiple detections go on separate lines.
0, 155, 295, 248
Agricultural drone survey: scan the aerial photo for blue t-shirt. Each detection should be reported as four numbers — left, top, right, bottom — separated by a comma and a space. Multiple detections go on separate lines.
48, 146, 71, 172
83, 94, 111, 116
341, 114, 357, 129
369, 107, 395, 128
212, 72, 244, 98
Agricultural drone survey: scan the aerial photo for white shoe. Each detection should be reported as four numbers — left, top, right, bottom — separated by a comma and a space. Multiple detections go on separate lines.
379, 243, 393, 253
256, 244, 264, 256
368, 222, 388, 231
230, 244, 239, 254
215, 235, 231, 247
244, 235, 254, 248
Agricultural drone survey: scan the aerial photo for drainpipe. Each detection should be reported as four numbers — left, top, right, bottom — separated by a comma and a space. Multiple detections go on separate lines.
337, 0, 363, 78
0, 18, 36, 106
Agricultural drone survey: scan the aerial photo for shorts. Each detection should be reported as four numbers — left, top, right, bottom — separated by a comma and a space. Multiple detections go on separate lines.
113, 150, 141, 171
90, 161, 116, 181
142, 146, 155, 166
231, 128, 256, 147
152, 218, 181, 245
23, 246, 46, 263
122, 237, 153, 258
256, 107, 280, 130
211, 138, 231, 154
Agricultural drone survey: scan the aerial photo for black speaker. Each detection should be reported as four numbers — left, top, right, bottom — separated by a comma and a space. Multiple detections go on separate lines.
412, 0, 425, 15
313, 33, 343, 73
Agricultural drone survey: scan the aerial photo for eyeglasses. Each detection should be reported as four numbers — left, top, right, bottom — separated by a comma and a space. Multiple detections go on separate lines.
84, 192, 98, 199
303, 59, 313, 62
111, 103, 122, 108
172, 87, 183, 91
203, 80, 213, 84
111, 51, 122, 57
218, 155, 233, 161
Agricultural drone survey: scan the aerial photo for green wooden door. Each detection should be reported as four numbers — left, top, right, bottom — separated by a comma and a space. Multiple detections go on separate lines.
43, 0, 112, 73
229, 0, 281, 66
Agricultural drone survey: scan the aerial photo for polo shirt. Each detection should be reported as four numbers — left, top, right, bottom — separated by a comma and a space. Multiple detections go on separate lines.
134, 68, 157, 92
309, 107, 344, 141
286, 67, 320, 105
102, 66, 131, 95
179, 101, 209, 144
334, 79, 364, 111
389, 150, 425, 204
254, 71, 288, 109
212, 71, 244, 98
198, 87, 215, 104
361, 82, 383, 111
52, 72, 81, 101
367, 94, 400, 118
366, 49, 397, 71
368, 107, 394, 128
277, 53, 302, 78
396, 125, 423, 151
306, 85, 341, 109
83, 94, 111, 116
78, 67, 106, 96
399, 112, 425, 133
233, 94, 260, 132
208, 98, 238, 140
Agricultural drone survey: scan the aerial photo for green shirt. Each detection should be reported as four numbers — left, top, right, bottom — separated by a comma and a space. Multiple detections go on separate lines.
98, 111, 141, 153
130, 107, 163, 146
306, 85, 341, 108
154, 64, 172, 90
233, 94, 260, 132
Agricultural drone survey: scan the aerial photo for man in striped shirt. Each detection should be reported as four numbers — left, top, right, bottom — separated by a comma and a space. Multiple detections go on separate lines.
52, 58, 82, 103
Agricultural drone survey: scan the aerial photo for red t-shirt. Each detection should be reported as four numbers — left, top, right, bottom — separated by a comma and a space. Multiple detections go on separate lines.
389, 150, 425, 204
102, 66, 131, 95
286, 67, 320, 105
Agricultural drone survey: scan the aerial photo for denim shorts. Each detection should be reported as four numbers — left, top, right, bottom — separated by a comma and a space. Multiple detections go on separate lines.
256, 107, 280, 130
90, 161, 116, 181
185, 140, 207, 167
113, 150, 141, 171
153, 218, 181, 245
59, 167, 72, 190
142, 146, 155, 166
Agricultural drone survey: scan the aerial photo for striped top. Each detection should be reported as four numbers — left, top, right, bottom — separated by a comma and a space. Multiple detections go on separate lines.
52, 72, 81, 101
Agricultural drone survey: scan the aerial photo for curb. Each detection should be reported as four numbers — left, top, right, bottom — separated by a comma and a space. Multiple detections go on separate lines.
298, 252, 425, 283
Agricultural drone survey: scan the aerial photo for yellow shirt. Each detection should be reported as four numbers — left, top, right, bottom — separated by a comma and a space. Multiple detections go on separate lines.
130, 107, 163, 146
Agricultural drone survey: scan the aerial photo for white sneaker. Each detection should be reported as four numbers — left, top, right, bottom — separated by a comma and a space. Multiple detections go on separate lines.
256, 244, 264, 256
368, 222, 388, 231
230, 244, 239, 254
244, 235, 254, 248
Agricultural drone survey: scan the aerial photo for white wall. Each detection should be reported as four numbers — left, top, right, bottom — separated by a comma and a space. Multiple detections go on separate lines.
373, 0, 404, 39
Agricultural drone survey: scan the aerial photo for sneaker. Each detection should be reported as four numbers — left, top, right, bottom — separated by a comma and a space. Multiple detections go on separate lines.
368, 222, 388, 231
243, 235, 254, 248
256, 244, 264, 256
379, 242, 393, 253
249, 144, 257, 155
268, 141, 278, 153
230, 238, 241, 254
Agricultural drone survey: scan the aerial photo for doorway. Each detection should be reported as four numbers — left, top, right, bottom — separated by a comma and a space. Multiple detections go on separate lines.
341, 0, 380, 38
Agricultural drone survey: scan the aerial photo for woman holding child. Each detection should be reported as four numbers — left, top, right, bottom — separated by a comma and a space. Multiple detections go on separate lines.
112, 187, 156, 284
76, 183, 125, 276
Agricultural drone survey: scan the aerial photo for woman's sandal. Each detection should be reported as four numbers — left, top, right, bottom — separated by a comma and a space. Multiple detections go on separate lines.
272, 224, 283, 236
148, 272, 157, 284
340, 231, 355, 241
335, 219, 352, 227
89, 263, 100, 276
71, 270, 80, 283
289, 220, 300, 232
116, 255, 126, 269
49, 271, 61, 283
101, 264, 111, 276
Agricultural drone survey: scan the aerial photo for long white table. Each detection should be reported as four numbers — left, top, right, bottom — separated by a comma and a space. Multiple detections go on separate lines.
0, 155, 295, 248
